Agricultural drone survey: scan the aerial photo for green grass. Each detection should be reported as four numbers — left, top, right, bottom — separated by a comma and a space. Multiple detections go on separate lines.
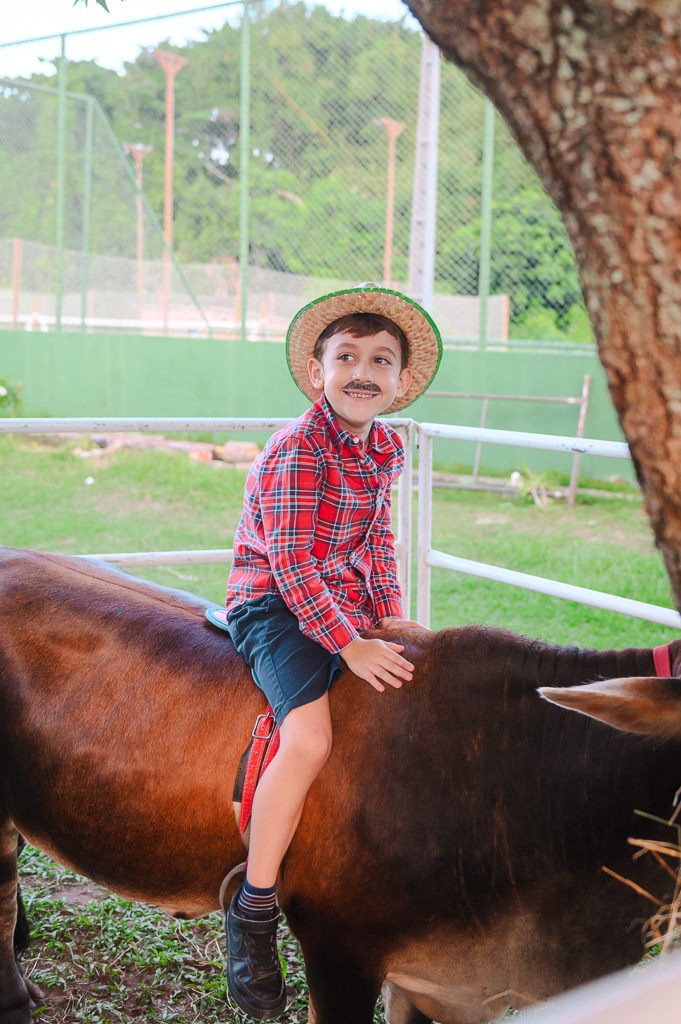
2, 433, 679, 1021
18, 846, 318, 1024
428, 486, 678, 649
0, 436, 244, 605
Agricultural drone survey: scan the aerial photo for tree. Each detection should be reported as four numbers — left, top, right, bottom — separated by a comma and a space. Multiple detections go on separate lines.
405, 0, 681, 609
3, 4, 589, 332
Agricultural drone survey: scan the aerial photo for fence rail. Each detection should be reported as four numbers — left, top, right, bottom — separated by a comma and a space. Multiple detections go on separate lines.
2, 414, 679, 631
0, 415, 414, 611
77, 548, 234, 566
0, 416, 292, 434
419, 421, 630, 458
414, 421, 681, 629
427, 551, 681, 629
425, 373, 591, 505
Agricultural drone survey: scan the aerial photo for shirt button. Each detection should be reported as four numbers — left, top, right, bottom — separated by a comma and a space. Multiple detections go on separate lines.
352, 436, 360, 445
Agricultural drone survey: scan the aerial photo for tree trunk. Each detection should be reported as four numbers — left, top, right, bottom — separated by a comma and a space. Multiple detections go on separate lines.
405, 0, 681, 609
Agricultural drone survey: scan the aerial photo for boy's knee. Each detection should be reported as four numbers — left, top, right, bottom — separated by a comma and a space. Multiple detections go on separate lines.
284, 723, 332, 770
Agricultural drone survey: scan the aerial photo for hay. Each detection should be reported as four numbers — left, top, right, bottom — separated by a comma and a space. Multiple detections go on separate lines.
607, 796, 681, 955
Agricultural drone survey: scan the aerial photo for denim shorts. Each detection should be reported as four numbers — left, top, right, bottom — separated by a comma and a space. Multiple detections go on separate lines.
226, 593, 344, 725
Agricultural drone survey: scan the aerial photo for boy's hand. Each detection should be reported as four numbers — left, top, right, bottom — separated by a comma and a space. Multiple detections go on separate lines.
341, 637, 414, 693
377, 616, 427, 630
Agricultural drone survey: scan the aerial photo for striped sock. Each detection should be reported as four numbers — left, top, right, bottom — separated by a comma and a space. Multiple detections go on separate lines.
237, 879, 278, 919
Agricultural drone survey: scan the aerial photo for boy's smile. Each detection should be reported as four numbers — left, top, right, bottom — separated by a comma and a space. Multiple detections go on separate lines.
307, 330, 412, 442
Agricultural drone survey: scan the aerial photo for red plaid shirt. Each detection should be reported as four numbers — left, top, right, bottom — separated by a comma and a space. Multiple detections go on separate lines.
225, 396, 405, 652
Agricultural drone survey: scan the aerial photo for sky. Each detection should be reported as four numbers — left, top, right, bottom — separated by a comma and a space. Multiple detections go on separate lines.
1, 0, 413, 79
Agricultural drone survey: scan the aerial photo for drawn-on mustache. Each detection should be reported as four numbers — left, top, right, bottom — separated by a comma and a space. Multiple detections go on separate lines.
343, 382, 380, 393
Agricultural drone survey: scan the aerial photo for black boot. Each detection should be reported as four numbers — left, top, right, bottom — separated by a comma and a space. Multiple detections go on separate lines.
225, 888, 287, 1020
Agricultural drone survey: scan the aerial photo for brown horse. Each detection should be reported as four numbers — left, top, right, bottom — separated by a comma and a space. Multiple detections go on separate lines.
1, 544, 681, 1024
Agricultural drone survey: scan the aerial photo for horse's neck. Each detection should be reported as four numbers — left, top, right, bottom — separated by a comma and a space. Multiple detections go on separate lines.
526, 643, 656, 688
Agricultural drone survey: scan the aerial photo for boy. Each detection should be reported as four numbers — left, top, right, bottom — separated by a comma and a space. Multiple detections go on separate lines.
224, 284, 441, 1019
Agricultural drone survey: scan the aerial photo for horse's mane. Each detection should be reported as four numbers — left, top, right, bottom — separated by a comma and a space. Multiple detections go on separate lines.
426, 623, 608, 694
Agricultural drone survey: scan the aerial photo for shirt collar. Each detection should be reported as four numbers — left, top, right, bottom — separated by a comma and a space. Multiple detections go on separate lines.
317, 395, 392, 454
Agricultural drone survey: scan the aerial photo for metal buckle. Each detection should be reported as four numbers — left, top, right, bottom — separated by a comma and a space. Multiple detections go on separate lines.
252, 713, 274, 741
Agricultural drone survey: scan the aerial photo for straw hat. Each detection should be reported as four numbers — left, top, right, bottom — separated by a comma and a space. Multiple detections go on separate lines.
286, 284, 442, 413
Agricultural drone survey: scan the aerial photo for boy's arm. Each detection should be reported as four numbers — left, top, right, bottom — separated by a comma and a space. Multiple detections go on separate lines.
259, 441, 360, 654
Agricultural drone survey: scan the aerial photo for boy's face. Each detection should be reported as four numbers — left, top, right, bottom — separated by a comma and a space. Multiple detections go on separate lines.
307, 329, 412, 440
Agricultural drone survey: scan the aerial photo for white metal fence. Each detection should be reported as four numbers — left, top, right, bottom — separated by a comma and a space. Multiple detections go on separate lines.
526, 948, 681, 1024
0, 415, 415, 612
426, 373, 591, 507
416, 421, 681, 630
1, 414, 680, 630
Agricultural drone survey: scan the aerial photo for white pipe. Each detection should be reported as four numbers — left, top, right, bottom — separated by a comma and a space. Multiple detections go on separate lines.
417, 432, 433, 626
0, 415, 415, 435
419, 421, 630, 459
6, 415, 665, 635
396, 421, 413, 613
77, 549, 234, 567
428, 550, 681, 629
527, 950, 681, 1024
0, 417, 292, 434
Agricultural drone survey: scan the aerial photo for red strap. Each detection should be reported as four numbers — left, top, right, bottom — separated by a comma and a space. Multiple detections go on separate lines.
653, 643, 672, 677
260, 727, 280, 778
238, 707, 280, 834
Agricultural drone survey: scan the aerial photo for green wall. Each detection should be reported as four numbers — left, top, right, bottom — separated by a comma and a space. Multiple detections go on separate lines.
0, 331, 631, 482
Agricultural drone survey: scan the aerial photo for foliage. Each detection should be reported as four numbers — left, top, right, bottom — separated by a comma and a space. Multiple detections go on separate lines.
0, 378, 22, 416
510, 463, 557, 509
0, 1, 587, 333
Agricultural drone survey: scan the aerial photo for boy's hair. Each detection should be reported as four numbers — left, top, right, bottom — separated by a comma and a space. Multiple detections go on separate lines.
313, 313, 409, 369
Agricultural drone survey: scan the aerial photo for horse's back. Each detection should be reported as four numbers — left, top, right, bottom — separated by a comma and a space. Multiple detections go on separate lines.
0, 544, 211, 617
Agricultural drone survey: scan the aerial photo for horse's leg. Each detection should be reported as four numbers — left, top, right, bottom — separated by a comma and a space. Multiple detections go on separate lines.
301, 938, 381, 1024
382, 980, 433, 1024
14, 881, 43, 1008
11, 887, 28, 963
0, 818, 31, 1024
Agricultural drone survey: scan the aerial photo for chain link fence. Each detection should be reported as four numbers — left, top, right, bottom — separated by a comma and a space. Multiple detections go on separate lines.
0, 1, 592, 347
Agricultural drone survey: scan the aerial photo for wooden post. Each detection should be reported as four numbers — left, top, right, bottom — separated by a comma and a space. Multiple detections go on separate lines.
567, 374, 591, 509
153, 49, 188, 334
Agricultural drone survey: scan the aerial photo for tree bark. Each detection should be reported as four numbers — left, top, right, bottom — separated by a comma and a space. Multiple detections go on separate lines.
405, 0, 681, 609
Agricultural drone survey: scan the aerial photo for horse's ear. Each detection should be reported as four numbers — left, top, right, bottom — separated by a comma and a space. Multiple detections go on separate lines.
538, 677, 681, 739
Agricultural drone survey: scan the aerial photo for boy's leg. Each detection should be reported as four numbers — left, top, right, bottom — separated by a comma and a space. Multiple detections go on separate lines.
247, 693, 332, 887
226, 694, 332, 1019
